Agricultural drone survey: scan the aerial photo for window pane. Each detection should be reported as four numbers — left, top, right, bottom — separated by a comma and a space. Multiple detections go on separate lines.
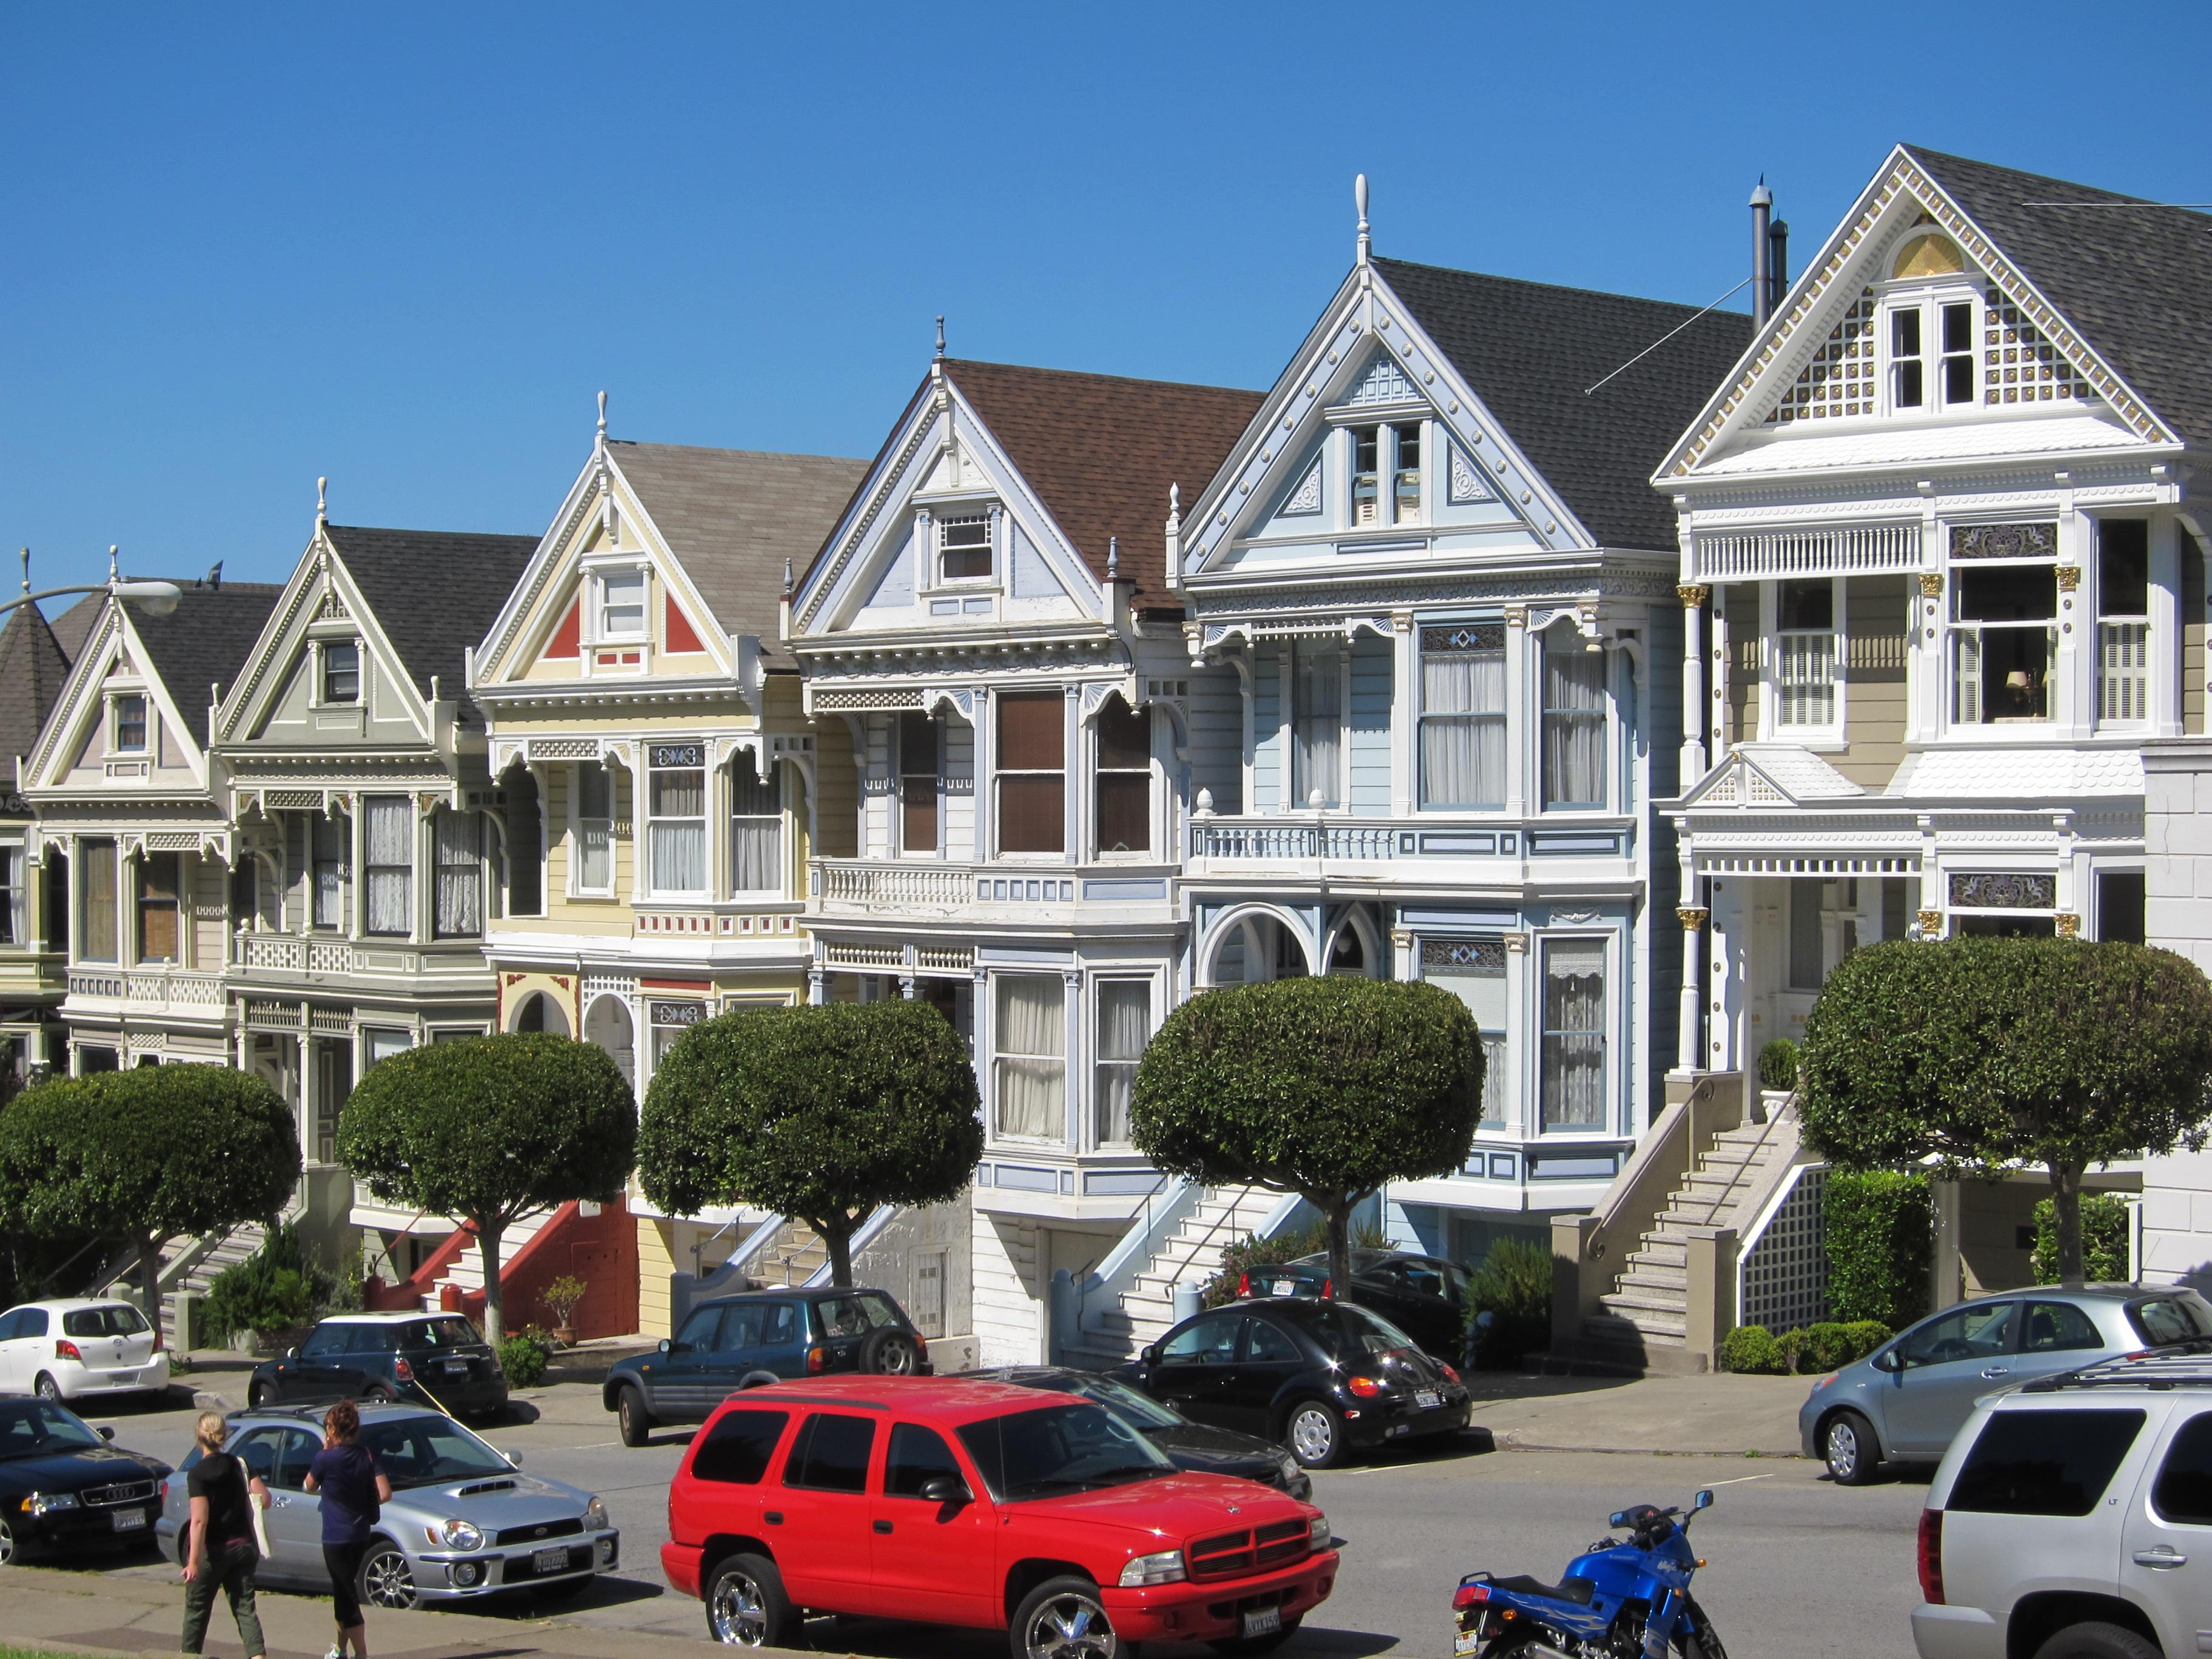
652, 768, 705, 818
1419, 627, 1506, 809
1097, 699, 1147, 769
998, 776, 1064, 854
81, 840, 117, 961
312, 813, 349, 928
995, 974, 1065, 1140
651, 823, 706, 892
1541, 941, 1606, 1131
1789, 881, 1825, 991
731, 758, 780, 891
885, 1423, 964, 1499
575, 762, 612, 890
1095, 776, 1148, 854
1951, 1409, 2143, 1517
997, 694, 1062, 770
2100, 521, 2149, 614
323, 642, 360, 703
693, 1410, 788, 1485
1542, 649, 1606, 809
138, 851, 179, 962
1293, 642, 1342, 808
789, 1413, 876, 1494
1421, 938, 1507, 1130
1094, 981, 1149, 1145
1957, 566, 2056, 623
433, 809, 480, 937
364, 797, 413, 935
2022, 1301, 2103, 1354
601, 570, 645, 634
899, 714, 938, 854
1780, 581, 1833, 631
939, 514, 993, 581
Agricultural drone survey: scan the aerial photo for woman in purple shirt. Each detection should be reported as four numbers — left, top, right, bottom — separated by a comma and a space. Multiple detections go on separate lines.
303, 1400, 393, 1659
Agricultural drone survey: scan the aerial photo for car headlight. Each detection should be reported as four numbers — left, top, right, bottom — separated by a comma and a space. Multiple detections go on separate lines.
26, 1491, 82, 1518
1119, 1549, 1187, 1587
1308, 1513, 1331, 1549
584, 1498, 609, 1532
438, 1518, 484, 1551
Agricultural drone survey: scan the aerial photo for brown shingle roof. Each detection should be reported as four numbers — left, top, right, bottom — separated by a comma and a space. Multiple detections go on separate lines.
0, 605, 73, 790
47, 594, 101, 665
941, 360, 1265, 613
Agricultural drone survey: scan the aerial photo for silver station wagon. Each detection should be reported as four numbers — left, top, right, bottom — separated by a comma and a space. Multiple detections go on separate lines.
156, 1402, 618, 1608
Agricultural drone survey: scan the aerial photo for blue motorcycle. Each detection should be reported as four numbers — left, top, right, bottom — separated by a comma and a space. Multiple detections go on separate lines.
1451, 1487, 1727, 1659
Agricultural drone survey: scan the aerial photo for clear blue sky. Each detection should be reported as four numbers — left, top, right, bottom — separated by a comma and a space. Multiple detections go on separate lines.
7, 2, 2205, 600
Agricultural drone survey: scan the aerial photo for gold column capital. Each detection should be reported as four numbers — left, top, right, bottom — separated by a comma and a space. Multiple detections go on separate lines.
2056, 913, 2082, 937
1916, 908, 1945, 937
1677, 583, 1711, 608
1677, 906, 1710, 931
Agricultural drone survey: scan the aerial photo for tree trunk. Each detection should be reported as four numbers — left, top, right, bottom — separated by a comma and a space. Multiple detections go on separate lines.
477, 1216, 506, 1346
2051, 1163, 2086, 1287
136, 1235, 162, 1330
1321, 1197, 1353, 1307
822, 1216, 855, 1289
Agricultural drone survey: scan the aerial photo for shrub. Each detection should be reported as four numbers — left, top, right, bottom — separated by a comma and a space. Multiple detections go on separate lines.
1463, 1238, 1552, 1369
1757, 1039, 1801, 1093
1823, 1170, 1934, 1329
1789, 1319, 1892, 1373
2032, 1193, 2130, 1283
203, 1222, 331, 1342
540, 1275, 589, 1330
1200, 1218, 1388, 1308
1718, 1324, 1787, 1374
498, 1331, 552, 1389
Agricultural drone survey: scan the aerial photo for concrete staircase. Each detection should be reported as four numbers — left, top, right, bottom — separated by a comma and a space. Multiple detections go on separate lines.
751, 1218, 829, 1287
1071, 1185, 1284, 1362
106, 1221, 269, 1349
441, 1210, 559, 1300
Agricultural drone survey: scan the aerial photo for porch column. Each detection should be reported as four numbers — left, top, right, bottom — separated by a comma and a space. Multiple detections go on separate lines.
1675, 898, 1706, 1075
1503, 607, 1528, 817
1678, 585, 1708, 783
2151, 513, 2184, 736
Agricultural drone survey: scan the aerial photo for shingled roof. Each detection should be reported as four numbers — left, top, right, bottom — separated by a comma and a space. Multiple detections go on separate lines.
1373, 257, 1755, 551
0, 605, 74, 790
609, 443, 871, 668
47, 594, 101, 665
321, 525, 540, 700
942, 360, 1265, 614
121, 583, 284, 747
1903, 146, 2212, 452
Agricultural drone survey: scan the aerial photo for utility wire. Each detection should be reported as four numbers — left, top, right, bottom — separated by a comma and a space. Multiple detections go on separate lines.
1583, 275, 1755, 397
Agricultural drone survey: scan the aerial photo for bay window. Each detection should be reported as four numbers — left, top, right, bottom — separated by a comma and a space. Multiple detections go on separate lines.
1093, 980, 1149, 1145
136, 852, 179, 963
1093, 696, 1150, 855
573, 761, 613, 892
311, 813, 347, 929
1774, 580, 1838, 729
1542, 645, 1606, 809
729, 755, 782, 893
1540, 940, 1606, 1132
1421, 939, 1509, 1130
899, 712, 938, 854
1418, 625, 1506, 808
1953, 562, 2056, 723
993, 974, 1065, 1141
1292, 641, 1341, 808
79, 839, 117, 961
648, 744, 707, 893
2099, 520, 2150, 725
363, 796, 413, 936
996, 694, 1064, 855
432, 809, 480, 937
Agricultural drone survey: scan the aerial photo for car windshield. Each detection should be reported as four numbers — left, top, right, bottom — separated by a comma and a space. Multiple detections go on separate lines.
62, 1305, 149, 1338
2131, 1296, 2212, 1347
0, 1399, 102, 1458
403, 1318, 482, 1350
357, 1415, 512, 1489
1045, 1373, 1185, 1431
1302, 1303, 1421, 1360
957, 1401, 1176, 1501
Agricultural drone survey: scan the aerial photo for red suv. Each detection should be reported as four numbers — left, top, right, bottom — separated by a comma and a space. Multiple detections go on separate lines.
662, 1376, 1338, 1658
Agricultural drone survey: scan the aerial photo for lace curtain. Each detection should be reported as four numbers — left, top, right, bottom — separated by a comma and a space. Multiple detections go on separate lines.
1541, 941, 1606, 1130
433, 809, 480, 937
1292, 642, 1341, 807
994, 974, 1064, 1141
364, 797, 413, 936
312, 814, 349, 928
574, 762, 612, 890
650, 767, 706, 893
1543, 649, 1606, 808
1093, 981, 1150, 1145
729, 757, 781, 893
1419, 630, 1506, 807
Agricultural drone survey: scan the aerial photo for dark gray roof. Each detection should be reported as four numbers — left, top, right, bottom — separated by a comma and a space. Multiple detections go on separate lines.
609, 443, 871, 667
47, 594, 101, 665
1904, 146, 2212, 451
321, 525, 540, 699
0, 605, 73, 789
1373, 256, 1755, 550
122, 583, 285, 746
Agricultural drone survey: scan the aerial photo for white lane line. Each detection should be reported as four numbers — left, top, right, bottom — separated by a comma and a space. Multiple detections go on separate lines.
1701, 1473, 1777, 1487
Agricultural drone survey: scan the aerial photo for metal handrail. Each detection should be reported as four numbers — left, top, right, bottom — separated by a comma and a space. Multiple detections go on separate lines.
1684, 1091, 1797, 1231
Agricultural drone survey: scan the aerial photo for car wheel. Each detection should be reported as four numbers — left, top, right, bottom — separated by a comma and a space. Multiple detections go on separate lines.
1284, 1401, 1345, 1469
32, 1373, 59, 1404
859, 1327, 920, 1375
2031, 1623, 2162, 1659
0, 1515, 16, 1567
1208, 1615, 1301, 1655
1822, 1410, 1880, 1486
357, 1542, 420, 1610
1012, 1574, 1121, 1659
247, 1381, 271, 1408
705, 1552, 797, 1648
617, 1386, 653, 1447
363, 1386, 394, 1403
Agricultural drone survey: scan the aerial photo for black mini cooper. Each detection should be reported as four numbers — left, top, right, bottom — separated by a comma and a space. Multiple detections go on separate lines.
247, 1312, 508, 1422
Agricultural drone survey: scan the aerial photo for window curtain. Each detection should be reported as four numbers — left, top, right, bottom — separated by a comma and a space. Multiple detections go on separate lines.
137, 853, 179, 963
649, 768, 706, 893
364, 797, 413, 936
575, 762, 612, 890
1292, 642, 1341, 807
312, 814, 348, 929
1424, 939, 1509, 1130
1543, 649, 1606, 808
433, 809, 480, 937
1094, 982, 1150, 1145
81, 841, 118, 961
0, 846, 21, 946
994, 974, 1065, 1141
729, 757, 782, 892
1419, 629, 1506, 807
1540, 942, 1606, 1131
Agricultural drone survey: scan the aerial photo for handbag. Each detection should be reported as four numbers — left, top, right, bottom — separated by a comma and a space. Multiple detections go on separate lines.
243, 1455, 272, 1561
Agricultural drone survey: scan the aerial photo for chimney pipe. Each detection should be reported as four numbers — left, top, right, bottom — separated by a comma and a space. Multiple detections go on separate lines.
1751, 179, 1774, 328
1769, 218, 1790, 316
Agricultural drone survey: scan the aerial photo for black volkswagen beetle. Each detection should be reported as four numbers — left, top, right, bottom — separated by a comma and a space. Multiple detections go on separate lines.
0, 1395, 171, 1565
964, 1364, 1314, 1500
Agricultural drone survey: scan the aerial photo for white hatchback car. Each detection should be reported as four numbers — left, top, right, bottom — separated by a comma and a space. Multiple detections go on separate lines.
1915, 1347, 2212, 1659
0, 1299, 170, 1403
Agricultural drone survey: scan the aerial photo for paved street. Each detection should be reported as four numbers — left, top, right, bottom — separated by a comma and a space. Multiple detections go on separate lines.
39, 1377, 1926, 1659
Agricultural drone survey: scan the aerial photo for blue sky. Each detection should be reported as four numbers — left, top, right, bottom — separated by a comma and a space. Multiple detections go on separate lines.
6, 2, 2207, 600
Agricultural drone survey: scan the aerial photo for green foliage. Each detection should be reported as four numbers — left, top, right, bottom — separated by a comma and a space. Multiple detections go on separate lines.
1823, 1170, 1935, 1329
1719, 1324, 1788, 1374
540, 1274, 589, 1327
1199, 1218, 1389, 1307
1800, 937, 2212, 1281
637, 1000, 982, 1286
1463, 1238, 1553, 1369
498, 1331, 551, 1389
1133, 978, 1481, 1290
203, 1222, 333, 1342
1757, 1039, 1800, 1093
2033, 1193, 2130, 1283
1725, 1319, 1892, 1376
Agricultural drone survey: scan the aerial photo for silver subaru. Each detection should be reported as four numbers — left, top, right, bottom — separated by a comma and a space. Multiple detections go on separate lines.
155, 1402, 618, 1608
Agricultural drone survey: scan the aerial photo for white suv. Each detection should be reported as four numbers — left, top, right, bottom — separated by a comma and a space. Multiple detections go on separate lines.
1915, 1348, 2212, 1659
0, 1299, 170, 1403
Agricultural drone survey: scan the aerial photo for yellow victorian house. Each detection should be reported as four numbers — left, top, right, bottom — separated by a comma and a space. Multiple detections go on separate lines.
469, 404, 868, 1333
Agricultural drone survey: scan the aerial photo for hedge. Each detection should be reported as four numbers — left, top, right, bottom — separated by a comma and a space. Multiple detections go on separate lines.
1758, 1039, 1800, 1093
2032, 1193, 2130, 1283
1823, 1169, 1934, 1329
1719, 1319, 1891, 1375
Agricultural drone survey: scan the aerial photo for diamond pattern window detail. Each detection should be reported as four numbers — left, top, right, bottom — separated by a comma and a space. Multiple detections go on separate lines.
1766, 290, 1877, 424
1982, 297, 2094, 406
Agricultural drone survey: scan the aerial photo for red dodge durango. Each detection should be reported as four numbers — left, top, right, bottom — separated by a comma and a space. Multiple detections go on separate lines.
662, 1376, 1338, 1658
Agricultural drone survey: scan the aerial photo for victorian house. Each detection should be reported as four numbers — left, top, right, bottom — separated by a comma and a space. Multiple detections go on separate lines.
469, 414, 868, 1333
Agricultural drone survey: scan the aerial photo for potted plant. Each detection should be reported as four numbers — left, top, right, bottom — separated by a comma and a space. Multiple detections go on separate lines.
1757, 1039, 1800, 1121
540, 1274, 588, 1345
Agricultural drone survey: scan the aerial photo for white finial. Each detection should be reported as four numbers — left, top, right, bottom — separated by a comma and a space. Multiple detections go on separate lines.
935, 316, 946, 360
1163, 483, 1183, 591
597, 389, 608, 437
1107, 536, 1119, 581
1309, 788, 1326, 810
1355, 173, 1371, 265
107, 545, 119, 583
782, 557, 794, 597
317, 477, 327, 525
1169, 482, 1180, 519
18, 548, 27, 599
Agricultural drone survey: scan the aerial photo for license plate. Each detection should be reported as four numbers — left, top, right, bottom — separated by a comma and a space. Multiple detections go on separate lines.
1241, 1607, 1281, 1640
534, 1546, 569, 1575
444, 1359, 469, 1375
1416, 1389, 1443, 1409
109, 1371, 138, 1384
1453, 1629, 1481, 1655
112, 1509, 146, 1532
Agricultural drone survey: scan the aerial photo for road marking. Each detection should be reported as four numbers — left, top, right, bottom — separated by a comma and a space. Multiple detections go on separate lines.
1701, 1473, 1777, 1487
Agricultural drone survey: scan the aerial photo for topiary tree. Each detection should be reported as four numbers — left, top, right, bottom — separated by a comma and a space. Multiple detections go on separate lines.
338, 1034, 636, 1342
1132, 977, 1482, 1301
1801, 936, 2212, 1285
0, 1065, 300, 1321
637, 1000, 982, 1287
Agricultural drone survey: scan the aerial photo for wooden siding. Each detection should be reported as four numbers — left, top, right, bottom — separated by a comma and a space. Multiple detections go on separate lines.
1724, 586, 1759, 745
1251, 645, 1281, 809
1348, 634, 1391, 815
1837, 575, 1909, 788
813, 715, 859, 859
2187, 529, 2206, 736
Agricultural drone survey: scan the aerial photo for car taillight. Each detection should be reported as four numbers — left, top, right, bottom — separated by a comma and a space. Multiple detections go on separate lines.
55, 1339, 81, 1362
394, 1357, 415, 1382
1347, 1375, 1381, 1398
806, 1345, 826, 1375
1917, 1509, 1944, 1604
1452, 1583, 1489, 1610
913, 1333, 928, 1359
1437, 1361, 1461, 1384
1320, 1278, 1333, 1299
1237, 1272, 1252, 1298
152, 1327, 164, 1352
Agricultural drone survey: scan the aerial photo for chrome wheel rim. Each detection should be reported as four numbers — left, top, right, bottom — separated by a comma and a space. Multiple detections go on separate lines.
709, 1569, 769, 1646
881, 1339, 916, 1374
0, 1517, 16, 1566
1290, 1407, 1333, 1464
361, 1548, 417, 1609
1026, 1591, 1114, 1659
1826, 1420, 1858, 1480
33, 1376, 57, 1403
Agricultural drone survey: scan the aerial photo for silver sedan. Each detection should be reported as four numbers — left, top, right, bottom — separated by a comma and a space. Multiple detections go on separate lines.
156, 1403, 618, 1608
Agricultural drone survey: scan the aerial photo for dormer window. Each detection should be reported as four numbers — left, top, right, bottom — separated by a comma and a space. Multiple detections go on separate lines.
321, 640, 360, 705
1393, 422, 1422, 523
112, 695, 147, 754
597, 569, 647, 639
1889, 301, 1976, 410
938, 513, 993, 582
1352, 427, 1381, 525
1350, 424, 1422, 527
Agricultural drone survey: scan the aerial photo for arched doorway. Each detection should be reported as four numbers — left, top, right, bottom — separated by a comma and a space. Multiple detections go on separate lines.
509, 991, 570, 1036
1204, 909, 1313, 987
584, 995, 635, 1093
1323, 905, 1385, 977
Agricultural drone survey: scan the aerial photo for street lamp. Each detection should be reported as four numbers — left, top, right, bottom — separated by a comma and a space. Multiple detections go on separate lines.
2, 546, 183, 623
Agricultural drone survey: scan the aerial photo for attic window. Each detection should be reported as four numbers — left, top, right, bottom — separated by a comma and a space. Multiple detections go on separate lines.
321, 641, 360, 705
1350, 423, 1423, 526
1889, 298, 1978, 412
938, 514, 993, 582
597, 569, 647, 639
112, 695, 147, 754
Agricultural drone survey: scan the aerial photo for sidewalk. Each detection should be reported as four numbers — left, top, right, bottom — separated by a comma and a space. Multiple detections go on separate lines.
1462, 1371, 1808, 1456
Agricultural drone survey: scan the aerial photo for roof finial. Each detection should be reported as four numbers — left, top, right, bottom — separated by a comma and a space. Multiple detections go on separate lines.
317, 476, 327, 527
18, 548, 27, 599
1107, 537, 1119, 581
935, 315, 946, 360
597, 389, 608, 438
782, 557, 794, 598
1355, 173, 1371, 266
107, 545, 119, 583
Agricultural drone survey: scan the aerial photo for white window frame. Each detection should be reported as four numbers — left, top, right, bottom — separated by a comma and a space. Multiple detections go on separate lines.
1879, 280, 1983, 418
1416, 622, 1508, 811
1289, 638, 1346, 810
1535, 931, 1612, 1138
645, 742, 709, 898
110, 692, 149, 755
1538, 637, 1610, 813
315, 637, 362, 707
897, 711, 942, 858
2096, 518, 2152, 730
588, 562, 649, 643
0, 842, 24, 948
1948, 547, 2059, 731
990, 971, 1068, 1147
1090, 974, 1155, 1151
727, 752, 783, 896
1765, 577, 1846, 742
934, 509, 997, 587
569, 759, 615, 897
1091, 696, 1155, 860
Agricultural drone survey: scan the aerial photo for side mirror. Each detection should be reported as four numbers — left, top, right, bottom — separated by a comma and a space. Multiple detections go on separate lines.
99, 1426, 115, 1442
1141, 1344, 1162, 1367
657, 1339, 672, 1355
285, 1347, 300, 1361
1872, 1347, 1902, 1373
919, 1475, 971, 1507
501, 1449, 523, 1468
1607, 1509, 1629, 1529
1692, 1489, 1714, 1511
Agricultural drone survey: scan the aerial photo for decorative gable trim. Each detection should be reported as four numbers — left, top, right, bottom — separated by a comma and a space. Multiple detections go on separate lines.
793, 383, 943, 635
24, 604, 211, 794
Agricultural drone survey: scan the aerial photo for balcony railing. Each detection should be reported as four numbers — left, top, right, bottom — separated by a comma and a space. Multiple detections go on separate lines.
1189, 821, 1398, 862
229, 932, 492, 982
812, 859, 1121, 915
65, 967, 225, 1013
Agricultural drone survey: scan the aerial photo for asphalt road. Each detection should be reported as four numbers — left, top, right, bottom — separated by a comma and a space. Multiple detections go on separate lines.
69, 1380, 1925, 1659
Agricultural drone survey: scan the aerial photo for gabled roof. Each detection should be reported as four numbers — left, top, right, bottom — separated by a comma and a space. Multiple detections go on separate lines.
610, 442, 871, 666
1677, 745, 1866, 811
47, 594, 101, 665
1373, 258, 1755, 551
941, 360, 1264, 612
0, 605, 73, 788
320, 525, 539, 699
123, 583, 285, 746
1900, 146, 2212, 451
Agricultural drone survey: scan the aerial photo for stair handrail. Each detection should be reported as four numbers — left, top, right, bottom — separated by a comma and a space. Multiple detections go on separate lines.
1687, 1091, 1800, 1235
1161, 1182, 1269, 1290
1074, 1174, 1198, 1342
801, 1205, 903, 1289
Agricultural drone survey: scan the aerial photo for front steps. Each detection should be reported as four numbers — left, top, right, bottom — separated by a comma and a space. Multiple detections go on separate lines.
1067, 1185, 1284, 1364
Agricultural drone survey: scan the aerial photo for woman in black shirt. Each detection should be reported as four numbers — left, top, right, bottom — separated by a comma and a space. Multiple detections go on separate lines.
181, 1409, 270, 1659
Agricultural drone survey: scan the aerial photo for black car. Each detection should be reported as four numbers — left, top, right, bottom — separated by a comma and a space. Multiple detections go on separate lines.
1121, 1296, 1472, 1469
605, 1285, 929, 1446
247, 1313, 509, 1422
0, 1395, 171, 1565
1239, 1250, 1470, 1360
965, 1364, 1314, 1501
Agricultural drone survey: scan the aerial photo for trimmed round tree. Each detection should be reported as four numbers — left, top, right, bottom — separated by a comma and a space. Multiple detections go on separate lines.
338, 1034, 637, 1342
1801, 936, 2212, 1284
1131, 977, 1483, 1300
0, 1065, 300, 1321
637, 1000, 982, 1287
